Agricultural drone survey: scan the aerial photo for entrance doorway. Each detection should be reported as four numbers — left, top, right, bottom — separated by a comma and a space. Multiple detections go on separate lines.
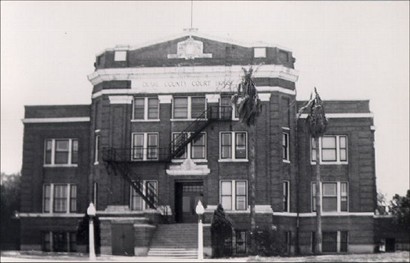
175, 182, 203, 223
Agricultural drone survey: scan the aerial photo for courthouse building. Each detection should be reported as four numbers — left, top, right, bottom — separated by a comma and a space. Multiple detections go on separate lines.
19, 31, 377, 257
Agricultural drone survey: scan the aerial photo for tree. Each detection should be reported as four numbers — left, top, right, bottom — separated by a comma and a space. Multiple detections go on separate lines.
390, 189, 410, 231
0, 172, 21, 250
297, 88, 328, 254
232, 67, 262, 255
210, 204, 233, 258
376, 191, 389, 215
76, 213, 101, 254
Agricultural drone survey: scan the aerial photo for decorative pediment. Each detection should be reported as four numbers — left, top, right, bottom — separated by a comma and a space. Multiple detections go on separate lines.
166, 158, 210, 176
167, 36, 212, 60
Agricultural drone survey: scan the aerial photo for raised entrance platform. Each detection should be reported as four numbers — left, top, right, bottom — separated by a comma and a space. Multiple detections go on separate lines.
147, 223, 198, 259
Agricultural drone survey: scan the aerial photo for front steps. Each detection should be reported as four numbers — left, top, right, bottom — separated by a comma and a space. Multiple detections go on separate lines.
147, 223, 199, 258
147, 248, 198, 258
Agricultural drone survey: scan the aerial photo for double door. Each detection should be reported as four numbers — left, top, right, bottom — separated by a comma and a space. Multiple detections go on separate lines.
175, 182, 203, 223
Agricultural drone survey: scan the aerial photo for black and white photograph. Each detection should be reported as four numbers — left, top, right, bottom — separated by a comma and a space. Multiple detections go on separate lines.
1, 1, 409, 262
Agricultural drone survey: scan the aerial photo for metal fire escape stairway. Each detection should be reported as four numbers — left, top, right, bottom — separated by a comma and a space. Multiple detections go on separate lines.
101, 106, 232, 213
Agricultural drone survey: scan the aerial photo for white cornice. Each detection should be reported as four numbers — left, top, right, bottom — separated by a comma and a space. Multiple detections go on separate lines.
91, 86, 295, 99
22, 117, 90, 123
108, 95, 133, 104
298, 113, 374, 119
88, 64, 299, 86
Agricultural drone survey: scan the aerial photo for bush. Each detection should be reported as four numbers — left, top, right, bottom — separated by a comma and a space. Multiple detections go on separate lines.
76, 214, 101, 254
250, 226, 287, 256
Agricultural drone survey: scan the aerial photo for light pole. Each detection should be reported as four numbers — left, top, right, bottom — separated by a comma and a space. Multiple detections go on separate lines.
87, 202, 96, 261
195, 200, 204, 260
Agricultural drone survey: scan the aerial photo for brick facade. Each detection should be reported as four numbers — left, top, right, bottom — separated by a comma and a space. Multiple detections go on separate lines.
20, 32, 377, 256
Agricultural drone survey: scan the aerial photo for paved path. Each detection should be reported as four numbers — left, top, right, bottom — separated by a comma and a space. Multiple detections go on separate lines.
1, 251, 409, 262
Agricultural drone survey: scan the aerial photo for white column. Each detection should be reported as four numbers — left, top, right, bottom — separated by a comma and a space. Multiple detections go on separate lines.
198, 217, 203, 260
89, 218, 96, 260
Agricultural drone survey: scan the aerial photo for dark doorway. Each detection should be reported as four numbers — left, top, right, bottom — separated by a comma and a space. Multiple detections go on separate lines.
111, 224, 135, 256
175, 181, 203, 223
386, 238, 396, 252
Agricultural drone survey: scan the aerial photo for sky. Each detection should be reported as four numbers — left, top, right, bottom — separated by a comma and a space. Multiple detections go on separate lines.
1, 1, 409, 199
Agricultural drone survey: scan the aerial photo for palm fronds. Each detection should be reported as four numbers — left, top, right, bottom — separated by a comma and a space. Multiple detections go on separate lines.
298, 87, 328, 138
232, 67, 262, 126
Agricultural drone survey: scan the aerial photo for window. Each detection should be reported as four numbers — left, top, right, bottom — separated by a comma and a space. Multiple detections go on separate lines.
340, 183, 348, 212
191, 133, 206, 159
283, 181, 290, 212
323, 232, 338, 252
132, 133, 159, 161
322, 231, 348, 253
70, 185, 77, 213
43, 232, 51, 252
94, 134, 100, 164
172, 132, 207, 160
236, 181, 247, 210
220, 132, 247, 160
221, 133, 232, 159
282, 133, 290, 161
173, 96, 206, 119
133, 97, 160, 120
54, 185, 68, 213
254, 47, 266, 58
235, 230, 247, 254
172, 133, 187, 159
220, 96, 237, 119
42, 231, 77, 252
191, 97, 206, 118
148, 98, 159, 119
220, 180, 248, 211
284, 231, 292, 254
134, 98, 145, 119
235, 133, 247, 159
322, 183, 337, 212
312, 182, 349, 212
173, 97, 188, 119
44, 139, 78, 166
340, 231, 348, 252
147, 134, 158, 160
114, 50, 127, 61
221, 181, 232, 210
43, 185, 51, 213
311, 135, 348, 164
130, 180, 158, 210
43, 184, 77, 213
93, 183, 98, 207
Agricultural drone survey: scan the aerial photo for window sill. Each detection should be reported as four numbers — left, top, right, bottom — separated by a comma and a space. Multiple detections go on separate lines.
131, 119, 160, 122
283, 159, 291, 164
94, 162, 99, 165
131, 159, 159, 162
171, 159, 208, 163
218, 159, 249, 163
170, 118, 208, 122
310, 162, 348, 165
43, 164, 78, 168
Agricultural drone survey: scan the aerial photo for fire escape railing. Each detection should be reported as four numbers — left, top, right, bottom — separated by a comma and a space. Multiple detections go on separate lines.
101, 106, 232, 212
